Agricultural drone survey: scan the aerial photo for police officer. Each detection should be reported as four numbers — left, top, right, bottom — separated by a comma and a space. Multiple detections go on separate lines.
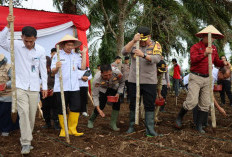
121, 56, 130, 102
159, 56, 170, 112
111, 56, 122, 71
87, 64, 125, 131
122, 26, 162, 137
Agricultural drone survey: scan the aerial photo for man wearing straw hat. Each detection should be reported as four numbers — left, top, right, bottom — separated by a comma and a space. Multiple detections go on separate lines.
0, 15, 48, 154
122, 26, 162, 137
175, 25, 229, 133
51, 34, 87, 137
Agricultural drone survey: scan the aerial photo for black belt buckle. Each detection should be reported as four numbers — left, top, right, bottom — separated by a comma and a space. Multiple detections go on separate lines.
191, 71, 209, 78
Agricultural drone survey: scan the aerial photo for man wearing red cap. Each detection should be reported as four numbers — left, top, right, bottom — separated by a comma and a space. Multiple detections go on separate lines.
175, 25, 229, 133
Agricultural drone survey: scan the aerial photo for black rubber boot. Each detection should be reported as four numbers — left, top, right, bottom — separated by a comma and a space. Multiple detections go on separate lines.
42, 120, 51, 129
54, 120, 61, 130
145, 112, 159, 137
126, 111, 135, 134
192, 106, 198, 126
202, 111, 209, 127
196, 110, 208, 134
175, 107, 188, 128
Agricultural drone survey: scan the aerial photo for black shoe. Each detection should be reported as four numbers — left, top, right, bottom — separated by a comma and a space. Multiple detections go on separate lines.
175, 107, 188, 129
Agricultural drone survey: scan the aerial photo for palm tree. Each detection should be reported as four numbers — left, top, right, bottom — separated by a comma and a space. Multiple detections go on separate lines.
53, 0, 89, 14
52, 0, 232, 64
87, 0, 139, 57
181, 0, 232, 54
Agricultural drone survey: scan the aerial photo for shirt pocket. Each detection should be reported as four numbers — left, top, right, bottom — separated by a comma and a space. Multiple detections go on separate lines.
32, 57, 40, 68
73, 59, 80, 71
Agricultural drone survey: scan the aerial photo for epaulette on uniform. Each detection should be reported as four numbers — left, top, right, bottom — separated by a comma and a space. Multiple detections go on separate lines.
153, 41, 162, 55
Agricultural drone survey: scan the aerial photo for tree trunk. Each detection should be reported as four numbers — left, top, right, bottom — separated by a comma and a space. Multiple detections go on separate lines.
62, 0, 77, 14
117, 0, 127, 56
117, 16, 125, 56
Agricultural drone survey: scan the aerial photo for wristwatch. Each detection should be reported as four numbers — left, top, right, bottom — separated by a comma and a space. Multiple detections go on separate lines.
143, 53, 147, 58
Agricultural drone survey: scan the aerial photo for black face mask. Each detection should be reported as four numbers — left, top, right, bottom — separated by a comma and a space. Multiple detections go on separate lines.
0, 57, 7, 67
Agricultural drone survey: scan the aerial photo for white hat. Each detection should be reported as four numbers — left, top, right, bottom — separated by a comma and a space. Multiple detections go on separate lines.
0, 54, 5, 62
56, 34, 82, 48
195, 25, 224, 39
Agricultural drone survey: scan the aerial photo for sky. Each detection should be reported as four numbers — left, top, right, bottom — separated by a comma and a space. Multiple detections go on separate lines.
4, 0, 232, 70
20, 0, 58, 12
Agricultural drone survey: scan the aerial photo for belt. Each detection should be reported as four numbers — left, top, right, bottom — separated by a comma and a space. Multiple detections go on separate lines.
191, 71, 209, 78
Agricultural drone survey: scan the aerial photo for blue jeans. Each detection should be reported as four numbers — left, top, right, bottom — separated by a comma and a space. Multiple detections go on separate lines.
0, 102, 19, 132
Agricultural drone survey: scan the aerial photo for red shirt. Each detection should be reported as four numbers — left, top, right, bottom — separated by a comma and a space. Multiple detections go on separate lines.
173, 64, 181, 79
190, 41, 224, 75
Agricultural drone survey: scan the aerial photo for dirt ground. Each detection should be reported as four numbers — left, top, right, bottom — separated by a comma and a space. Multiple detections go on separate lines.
1, 90, 232, 157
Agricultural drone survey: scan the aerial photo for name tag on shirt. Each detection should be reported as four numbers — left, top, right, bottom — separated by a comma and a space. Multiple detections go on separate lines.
31, 65, 35, 72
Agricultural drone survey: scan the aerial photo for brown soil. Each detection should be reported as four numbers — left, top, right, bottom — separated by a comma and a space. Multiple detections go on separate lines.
1, 91, 232, 157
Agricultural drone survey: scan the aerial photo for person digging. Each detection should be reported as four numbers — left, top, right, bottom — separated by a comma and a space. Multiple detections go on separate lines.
87, 64, 125, 131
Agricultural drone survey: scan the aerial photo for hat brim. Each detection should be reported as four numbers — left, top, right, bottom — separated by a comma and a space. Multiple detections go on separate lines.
56, 40, 82, 49
140, 37, 148, 41
158, 68, 167, 73
195, 33, 224, 39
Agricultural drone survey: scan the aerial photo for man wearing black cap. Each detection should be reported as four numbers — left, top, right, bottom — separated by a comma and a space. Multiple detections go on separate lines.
159, 56, 170, 112
122, 26, 162, 137
121, 56, 130, 102
154, 59, 167, 122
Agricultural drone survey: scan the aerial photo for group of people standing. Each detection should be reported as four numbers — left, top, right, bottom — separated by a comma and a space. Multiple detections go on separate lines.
0, 13, 231, 155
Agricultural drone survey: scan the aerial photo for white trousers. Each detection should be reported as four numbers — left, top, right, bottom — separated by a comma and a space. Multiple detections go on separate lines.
17, 88, 39, 146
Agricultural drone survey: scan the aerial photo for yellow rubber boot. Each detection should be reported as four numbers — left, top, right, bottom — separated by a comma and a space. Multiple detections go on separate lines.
58, 115, 66, 137
68, 112, 84, 136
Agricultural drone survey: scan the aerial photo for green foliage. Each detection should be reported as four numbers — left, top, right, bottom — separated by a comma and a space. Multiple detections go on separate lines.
0, 0, 27, 6
51, 0, 232, 66
98, 33, 117, 65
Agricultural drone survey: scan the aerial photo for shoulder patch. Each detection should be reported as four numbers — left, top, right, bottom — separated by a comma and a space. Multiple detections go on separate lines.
153, 41, 162, 55
117, 73, 122, 80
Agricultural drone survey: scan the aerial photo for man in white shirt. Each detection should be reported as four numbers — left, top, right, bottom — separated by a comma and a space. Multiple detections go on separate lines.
78, 67, 92, 117
0, 15, 48, 154
51, 35, 87, 138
